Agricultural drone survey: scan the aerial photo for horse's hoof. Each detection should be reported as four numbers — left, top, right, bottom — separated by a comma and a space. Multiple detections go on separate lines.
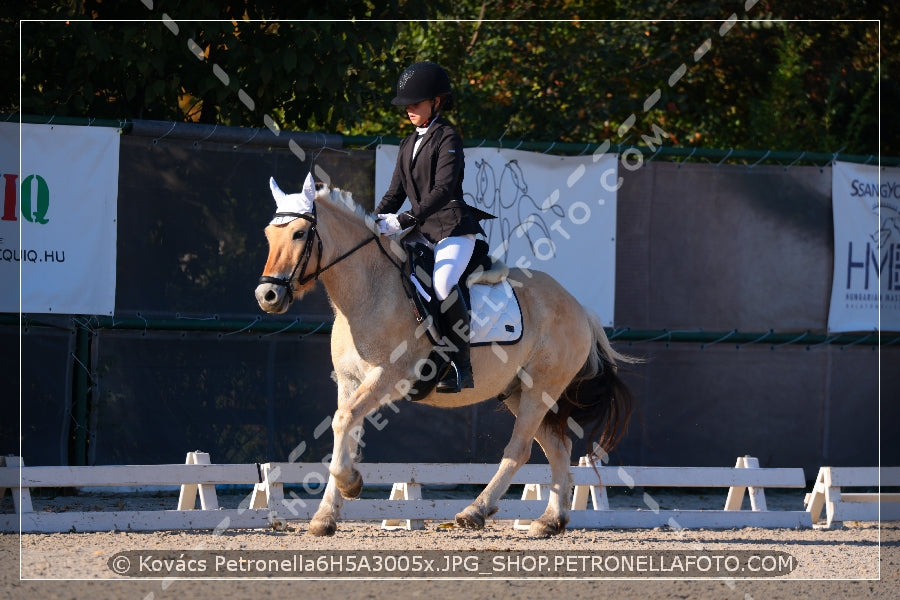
455, 508, 485, 529
527, 518, 568, 538
337, 469, 363, 499
308, 516, 337, 537
455, 504, 496, 529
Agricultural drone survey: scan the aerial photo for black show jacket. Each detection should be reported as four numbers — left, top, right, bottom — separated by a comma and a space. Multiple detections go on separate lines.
376, 117, 487, 244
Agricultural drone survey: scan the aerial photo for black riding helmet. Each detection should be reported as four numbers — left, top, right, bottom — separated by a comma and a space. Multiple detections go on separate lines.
391, 61, 452, 107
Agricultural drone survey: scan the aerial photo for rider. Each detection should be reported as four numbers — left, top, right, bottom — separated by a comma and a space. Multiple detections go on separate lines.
376, 61, 488, 394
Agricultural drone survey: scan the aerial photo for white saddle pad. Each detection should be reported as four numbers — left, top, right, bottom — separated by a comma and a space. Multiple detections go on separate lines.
469, 280, 522, 346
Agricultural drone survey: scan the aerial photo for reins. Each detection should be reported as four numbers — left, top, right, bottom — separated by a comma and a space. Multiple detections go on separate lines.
259, 207, 404, 303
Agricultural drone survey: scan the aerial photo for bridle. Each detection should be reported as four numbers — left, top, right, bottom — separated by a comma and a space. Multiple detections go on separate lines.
258, 207, 398, 303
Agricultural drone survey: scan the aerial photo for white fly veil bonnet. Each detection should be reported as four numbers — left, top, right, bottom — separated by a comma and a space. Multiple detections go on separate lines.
269, 172, 316, 225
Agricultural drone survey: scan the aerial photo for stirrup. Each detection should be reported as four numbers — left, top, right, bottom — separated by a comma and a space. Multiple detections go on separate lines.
436, 361, 474, 394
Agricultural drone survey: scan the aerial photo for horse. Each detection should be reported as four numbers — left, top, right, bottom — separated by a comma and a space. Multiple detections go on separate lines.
254, 174, 637, 537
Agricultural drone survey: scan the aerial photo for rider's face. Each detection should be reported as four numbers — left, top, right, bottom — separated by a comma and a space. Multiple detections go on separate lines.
405, 98, 438, 127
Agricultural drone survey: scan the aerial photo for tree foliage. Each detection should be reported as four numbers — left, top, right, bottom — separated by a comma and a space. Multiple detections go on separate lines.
2, 1, 893, 155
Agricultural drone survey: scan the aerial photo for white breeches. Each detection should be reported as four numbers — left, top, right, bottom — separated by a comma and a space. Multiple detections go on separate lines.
433, 234, 476, 301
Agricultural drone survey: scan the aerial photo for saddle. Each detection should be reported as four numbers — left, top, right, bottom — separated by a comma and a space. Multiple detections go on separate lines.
399, 236, 523, 347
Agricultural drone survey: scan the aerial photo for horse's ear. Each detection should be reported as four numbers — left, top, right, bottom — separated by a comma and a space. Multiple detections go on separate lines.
302, 171, 316, 204
269, 177, 286, 203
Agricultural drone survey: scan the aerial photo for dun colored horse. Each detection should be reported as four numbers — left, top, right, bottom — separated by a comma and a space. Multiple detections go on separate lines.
255, 175, 636, 537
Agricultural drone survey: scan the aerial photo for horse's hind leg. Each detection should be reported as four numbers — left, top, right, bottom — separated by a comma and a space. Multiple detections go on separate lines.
529, 426, 574, 537
455, 388, 557, 531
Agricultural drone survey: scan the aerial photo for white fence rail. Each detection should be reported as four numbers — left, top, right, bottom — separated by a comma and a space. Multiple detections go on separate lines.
7, 453, 895, 533
804, 466, 900, 528
251, 455, 811, 531
0, 453, 269, 532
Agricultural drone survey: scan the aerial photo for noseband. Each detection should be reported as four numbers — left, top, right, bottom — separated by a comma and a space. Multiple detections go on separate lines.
258, 208, 385, 303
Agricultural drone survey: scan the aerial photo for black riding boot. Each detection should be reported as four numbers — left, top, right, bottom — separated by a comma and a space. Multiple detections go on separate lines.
436, 285, 475, 393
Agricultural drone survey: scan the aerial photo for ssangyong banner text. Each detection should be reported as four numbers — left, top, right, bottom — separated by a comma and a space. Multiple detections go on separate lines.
0, 123, 119, 314
828, 161, 900, 332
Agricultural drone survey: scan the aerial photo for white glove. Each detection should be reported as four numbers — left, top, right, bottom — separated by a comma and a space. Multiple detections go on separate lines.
377, 213, 402, 235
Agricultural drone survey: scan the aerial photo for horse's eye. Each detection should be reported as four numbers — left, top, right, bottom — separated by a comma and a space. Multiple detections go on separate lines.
293, 230, 306, 241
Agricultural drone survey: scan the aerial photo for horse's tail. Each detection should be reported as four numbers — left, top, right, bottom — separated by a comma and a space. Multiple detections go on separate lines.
543, 308, 640, 456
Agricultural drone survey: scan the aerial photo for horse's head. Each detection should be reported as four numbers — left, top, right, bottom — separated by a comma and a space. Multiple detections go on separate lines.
255, 174, 321, 313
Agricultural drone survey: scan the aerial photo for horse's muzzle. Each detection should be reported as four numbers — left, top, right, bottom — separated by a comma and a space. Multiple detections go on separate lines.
255, 280, 291, 314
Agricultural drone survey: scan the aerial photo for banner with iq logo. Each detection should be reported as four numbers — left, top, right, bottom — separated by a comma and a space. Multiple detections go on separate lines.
0, 123, 119, 315
828, 161, 900, 333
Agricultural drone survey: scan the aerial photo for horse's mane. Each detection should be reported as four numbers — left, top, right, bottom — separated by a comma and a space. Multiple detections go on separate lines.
314, 184, 409, 265
315, 184, 377, 231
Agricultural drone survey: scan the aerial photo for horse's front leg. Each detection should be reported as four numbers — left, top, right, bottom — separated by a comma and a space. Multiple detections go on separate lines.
308, 367, 393, 537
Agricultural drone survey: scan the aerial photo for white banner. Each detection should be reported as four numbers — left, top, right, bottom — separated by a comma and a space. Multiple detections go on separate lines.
0, 123, 119, 315
376, 145, 618, 326
828, 161, 900, 332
